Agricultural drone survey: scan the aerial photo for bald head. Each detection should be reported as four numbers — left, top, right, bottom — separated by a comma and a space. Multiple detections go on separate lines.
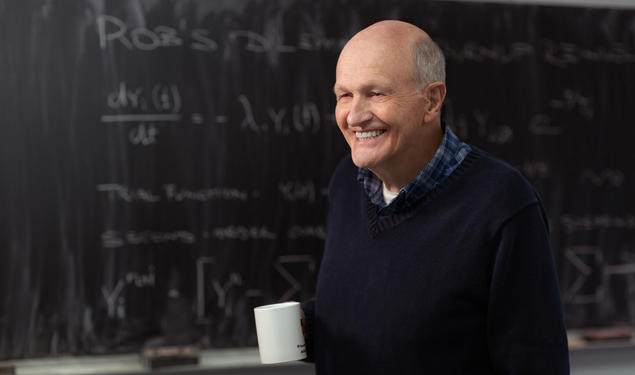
338, 20, 446, 89
350, 20, 429, 47
352, 20, 428, 44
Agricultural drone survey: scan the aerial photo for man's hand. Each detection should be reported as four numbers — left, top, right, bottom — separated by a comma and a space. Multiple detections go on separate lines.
300, 307, 307, 339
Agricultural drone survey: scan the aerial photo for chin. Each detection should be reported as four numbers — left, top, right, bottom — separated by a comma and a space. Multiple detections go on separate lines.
349, 140, 388, 170
350, 153, 375, 169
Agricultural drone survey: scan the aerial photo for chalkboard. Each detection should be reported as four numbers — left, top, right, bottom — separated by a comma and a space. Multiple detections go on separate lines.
1, 0, 634, 360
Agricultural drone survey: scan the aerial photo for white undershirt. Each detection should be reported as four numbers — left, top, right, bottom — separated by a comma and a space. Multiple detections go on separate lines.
382, 183, 399, 205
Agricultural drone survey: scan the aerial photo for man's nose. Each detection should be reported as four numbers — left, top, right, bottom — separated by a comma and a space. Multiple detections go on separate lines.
346, 98, 372, 127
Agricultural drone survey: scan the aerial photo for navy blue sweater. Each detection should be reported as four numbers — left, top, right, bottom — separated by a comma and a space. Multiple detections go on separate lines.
302, 148, 569, 374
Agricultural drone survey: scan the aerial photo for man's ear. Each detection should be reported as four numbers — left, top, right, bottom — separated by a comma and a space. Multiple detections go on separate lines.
423, 82, 446, 123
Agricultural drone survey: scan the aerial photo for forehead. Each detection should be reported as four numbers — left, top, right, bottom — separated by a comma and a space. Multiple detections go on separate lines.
335, 37, 416, 89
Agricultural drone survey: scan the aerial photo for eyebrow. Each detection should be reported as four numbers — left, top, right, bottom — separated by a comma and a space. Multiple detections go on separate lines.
333, 81, 391, 95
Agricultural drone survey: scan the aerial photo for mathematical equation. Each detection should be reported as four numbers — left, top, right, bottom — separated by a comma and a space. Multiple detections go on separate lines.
97, 181, 327, 203
513, 163, 626, 186
560, 214, 635, 234
101, 225, 326, 248
104, 84, 600, 148
445, 88, 595, 146
97, 183, 250, 203
100, 255, 316, 320
101, 82, 331, 145
562, 245, 635, 308
97, 180, 329, 247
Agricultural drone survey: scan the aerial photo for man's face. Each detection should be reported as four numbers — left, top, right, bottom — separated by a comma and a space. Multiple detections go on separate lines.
333, 37, 428, 173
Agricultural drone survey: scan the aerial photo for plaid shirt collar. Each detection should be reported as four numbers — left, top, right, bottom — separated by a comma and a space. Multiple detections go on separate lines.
357, 124, 471, 215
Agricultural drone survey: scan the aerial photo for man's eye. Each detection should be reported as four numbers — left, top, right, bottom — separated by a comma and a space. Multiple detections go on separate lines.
338, 94, 351, 100
372, 92, 383, 96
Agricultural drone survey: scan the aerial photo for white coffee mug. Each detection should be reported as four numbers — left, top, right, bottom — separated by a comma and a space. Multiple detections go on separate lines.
254, 301, 307, 364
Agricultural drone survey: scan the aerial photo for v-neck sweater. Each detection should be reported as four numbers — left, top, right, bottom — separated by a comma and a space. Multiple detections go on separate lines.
302, 147, 569, 374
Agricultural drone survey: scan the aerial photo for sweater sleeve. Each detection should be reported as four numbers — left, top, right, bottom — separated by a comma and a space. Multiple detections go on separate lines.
487, 202, 570, 374
300, 298, 315, 363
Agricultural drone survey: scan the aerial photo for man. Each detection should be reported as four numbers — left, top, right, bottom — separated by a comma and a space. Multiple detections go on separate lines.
301, 20, 569, 374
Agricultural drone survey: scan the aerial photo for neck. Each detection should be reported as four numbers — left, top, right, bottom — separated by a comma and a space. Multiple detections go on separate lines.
373, 121, 443, 192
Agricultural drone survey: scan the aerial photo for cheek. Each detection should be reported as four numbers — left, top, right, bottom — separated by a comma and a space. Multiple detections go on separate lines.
371, 105, 395, 128
334, 105, 348, 130
376, 103, 417, 132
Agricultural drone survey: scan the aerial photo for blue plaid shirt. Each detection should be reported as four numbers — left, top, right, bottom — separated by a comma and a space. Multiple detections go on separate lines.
357, 124, 471, 215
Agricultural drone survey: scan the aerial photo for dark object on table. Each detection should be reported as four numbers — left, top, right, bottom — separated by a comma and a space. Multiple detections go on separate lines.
141, 345, 200, 369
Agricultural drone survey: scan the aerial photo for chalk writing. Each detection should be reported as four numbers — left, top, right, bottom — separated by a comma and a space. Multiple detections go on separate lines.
163, 184, 249, 201
152, 84, 181, 113
190, 29, 218, 52
116, 298, 126, 320
102, 227, 283, 248
128, 123, 158, 145
542, 39, 635, 68
195, 255, 316, 318
275, 255, 316, 301
580, 169, 624, 187
196, 258, 261, 318
214, 115, 228, 124
564, 245, 635, 306
560, 214, 635, 233
202, 226, 276, 241
102, 280, 125, 318
101, 114, 181, 123
229, 30, 296, 53
297, 32, 348, 51
278, 180, 322, 203
516, 161, 550, 179
125, 265, 156, 287
107, 81, 144, 110
98, 15, 345, 55
97, 183, 249, 202
602, 247, 635, 317
97, 15, 184, 51
487, 125, 513, 144
100, 266, 157, 320
443, 104, 514, 144
549, 89, 593, 120
103, 86, 327, 145
238, 95, 321, 134
102, 81, 181, 145
97, 184, 160, 203
101, 230, 195, 248
563, 246, 603, 304
288, 225, 326, 240
191, 113, 204, 124
213, 272, 243, 317
473, 110, 514, 144
97, 14, 635, 72
605, 262, 635, 277
101, 231, 124, 248
188, 113, 229, 125
126, 231, 195, 245
105, 82, 181, 113
438, 40, 534, 63
528, 113, 563, 136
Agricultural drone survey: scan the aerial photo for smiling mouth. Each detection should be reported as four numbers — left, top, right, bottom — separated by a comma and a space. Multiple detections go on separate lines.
355, 130, 386, 140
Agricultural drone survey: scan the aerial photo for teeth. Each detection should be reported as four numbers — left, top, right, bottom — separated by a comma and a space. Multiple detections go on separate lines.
355, 130, 385, 140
